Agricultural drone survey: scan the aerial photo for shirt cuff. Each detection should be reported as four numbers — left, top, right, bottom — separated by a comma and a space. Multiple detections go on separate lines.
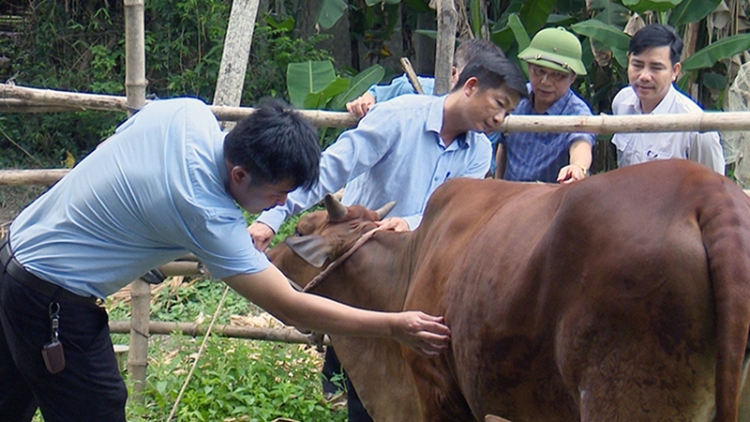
255, 209, 287, 233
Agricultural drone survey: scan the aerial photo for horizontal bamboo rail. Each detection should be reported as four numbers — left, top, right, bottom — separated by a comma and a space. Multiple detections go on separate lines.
4, 83, 750, 133
108, 320, 328, 345
0, 84, 358, 128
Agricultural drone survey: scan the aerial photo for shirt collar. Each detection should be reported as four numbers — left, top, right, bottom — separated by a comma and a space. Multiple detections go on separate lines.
520, 83, 574, 116
625, 83, 677, 114
426, 95, 469, 149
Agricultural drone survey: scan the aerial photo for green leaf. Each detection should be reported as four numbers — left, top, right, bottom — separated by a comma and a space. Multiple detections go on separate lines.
366, 0, 382, 5
303, 78, 349, 109
330, 64, 385, 111
670, 0, 721, 25
681, 33, 750, 70
593, 1, 630, 27
518, 0, 556, 35
415, 29, 437, 40
508, 13, 531, 52
702, 72, 727, 90
403, 0, 432, 13
264, 15, 295, 32
286, 61, 337, 108
469, 0, 483, 38
572, 19, 631, 51
613, 47, 628, 67
621, 0, 682, 14
316, 0, 348, 30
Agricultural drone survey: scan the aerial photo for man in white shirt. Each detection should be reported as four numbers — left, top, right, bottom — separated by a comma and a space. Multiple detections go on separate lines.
611, 24, 725, 174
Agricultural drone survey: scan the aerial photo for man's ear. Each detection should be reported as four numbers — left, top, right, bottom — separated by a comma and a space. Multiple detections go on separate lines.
229, 165, 249, 184
462, 77, 479, 96
672, 62, 682, 81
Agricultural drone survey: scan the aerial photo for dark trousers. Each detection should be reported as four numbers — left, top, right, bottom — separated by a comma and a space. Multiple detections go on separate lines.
322, 347, 373, 422
0, 265, 127, 421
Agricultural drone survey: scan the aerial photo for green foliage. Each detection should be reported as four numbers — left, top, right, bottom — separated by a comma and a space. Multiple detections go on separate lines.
2, 2, 332, 169
107, 279, 345, 421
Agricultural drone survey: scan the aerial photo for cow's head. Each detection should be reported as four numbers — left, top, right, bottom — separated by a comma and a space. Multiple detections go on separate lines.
266, 194, 394, 290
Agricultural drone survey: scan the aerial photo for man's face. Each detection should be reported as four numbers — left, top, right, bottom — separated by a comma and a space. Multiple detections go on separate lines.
527, 63, 575, 112
462, 79, 521, 133
227, 166, 295, 214
627, 45, 680, 112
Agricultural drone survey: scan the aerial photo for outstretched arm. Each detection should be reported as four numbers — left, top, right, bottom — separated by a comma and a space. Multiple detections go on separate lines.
557, 139, 593, 184
224, 266, 451, 357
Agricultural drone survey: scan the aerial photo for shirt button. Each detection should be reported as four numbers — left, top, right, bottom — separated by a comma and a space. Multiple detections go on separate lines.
433, 177, 439, 181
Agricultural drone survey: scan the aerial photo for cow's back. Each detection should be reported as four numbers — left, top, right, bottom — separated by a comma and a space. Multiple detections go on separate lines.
404, 160, 750, 422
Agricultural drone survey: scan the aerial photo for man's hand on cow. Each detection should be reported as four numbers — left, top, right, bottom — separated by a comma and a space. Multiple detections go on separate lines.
392, 311, 451, 357
248, 222, 275, 251
346, 92, 376, 118
556, 164, 587, 184
375, 217, 410, 232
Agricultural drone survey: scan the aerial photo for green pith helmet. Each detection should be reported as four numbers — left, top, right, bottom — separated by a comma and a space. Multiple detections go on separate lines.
518, 27, 587, 76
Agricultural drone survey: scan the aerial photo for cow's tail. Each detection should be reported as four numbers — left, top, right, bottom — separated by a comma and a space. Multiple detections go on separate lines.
699, 178, 750, 422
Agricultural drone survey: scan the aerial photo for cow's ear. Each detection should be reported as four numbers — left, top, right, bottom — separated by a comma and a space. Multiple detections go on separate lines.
284, 235, 333, 268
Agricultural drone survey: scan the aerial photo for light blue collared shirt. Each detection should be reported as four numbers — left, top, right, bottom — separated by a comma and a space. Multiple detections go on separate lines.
10, 98, 269, 298
367, 74, 436, 100
257, 94, 491, 231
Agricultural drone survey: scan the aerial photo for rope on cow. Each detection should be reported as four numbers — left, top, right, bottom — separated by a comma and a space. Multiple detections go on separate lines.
303, 227, 383, 292
166, 284, 230, 421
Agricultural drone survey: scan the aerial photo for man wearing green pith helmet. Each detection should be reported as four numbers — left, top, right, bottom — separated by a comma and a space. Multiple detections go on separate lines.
494, 27, 597, 183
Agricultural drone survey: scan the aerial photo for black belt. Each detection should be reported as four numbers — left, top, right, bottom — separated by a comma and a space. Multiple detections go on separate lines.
1, 238, 98, 305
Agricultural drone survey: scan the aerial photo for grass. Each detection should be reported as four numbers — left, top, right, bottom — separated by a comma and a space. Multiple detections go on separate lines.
106, 279, 347, 422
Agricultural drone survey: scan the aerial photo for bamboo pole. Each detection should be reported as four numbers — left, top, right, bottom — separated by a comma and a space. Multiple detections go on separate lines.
213, 0, 261, 131
9, 83, 750, 133
400, 57, 425, 94
123, 0, 149, 399
0, 169, 69, 185
128, 278, 150, 396
108, 321, 328, 345
433, 0, 457, 95
0, 84, 359, 127
124, 0, 147, 111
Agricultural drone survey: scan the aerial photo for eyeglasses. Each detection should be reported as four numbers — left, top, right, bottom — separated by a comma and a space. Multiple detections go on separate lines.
529, 65, 571, 83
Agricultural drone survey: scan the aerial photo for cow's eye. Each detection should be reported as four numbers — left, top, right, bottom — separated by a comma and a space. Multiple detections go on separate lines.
294, 229, 303, 237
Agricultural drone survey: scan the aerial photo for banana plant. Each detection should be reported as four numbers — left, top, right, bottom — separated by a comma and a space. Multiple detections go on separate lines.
286, 60, 385, 111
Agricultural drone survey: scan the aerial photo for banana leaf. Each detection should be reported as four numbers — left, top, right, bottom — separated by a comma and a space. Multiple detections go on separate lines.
287, 61, 338, 109
621, 0, 682, 14
303, 77, 349, 109
681, 33, 750, 71
316, 0, 348, 30
330, 64, 385, 111
669, 0, 721, 25
518, 0, 556, 35
571, 19, 631, 51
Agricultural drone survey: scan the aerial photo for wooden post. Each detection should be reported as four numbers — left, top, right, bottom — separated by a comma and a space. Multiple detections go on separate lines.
213, 0, 261, 130
433, 0, 457, 95
124, 0, 147, 111
400, 57, 425, 94
123, 0, 149, 399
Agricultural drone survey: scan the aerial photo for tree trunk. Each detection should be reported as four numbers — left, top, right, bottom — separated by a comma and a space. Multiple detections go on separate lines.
213, 0, 261, 131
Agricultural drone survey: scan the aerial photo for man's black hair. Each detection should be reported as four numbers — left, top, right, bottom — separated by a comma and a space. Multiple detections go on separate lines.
454, 39, 506, 69
224, 98, 320, 190
452, 51, 529, 100
629, 24, 683, 65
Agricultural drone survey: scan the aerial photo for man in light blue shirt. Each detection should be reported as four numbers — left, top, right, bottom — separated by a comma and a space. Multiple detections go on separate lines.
0, 98, 452, 421
249, 52, 526, 422
250, 52, 527, 248
345, 39, 505, 117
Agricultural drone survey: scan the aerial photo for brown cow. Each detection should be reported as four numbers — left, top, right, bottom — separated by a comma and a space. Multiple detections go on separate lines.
267, 159, 750, 422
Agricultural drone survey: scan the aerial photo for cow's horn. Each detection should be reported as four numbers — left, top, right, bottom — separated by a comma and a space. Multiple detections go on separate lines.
374, 201, 396, 220
324, 193, 348, 220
